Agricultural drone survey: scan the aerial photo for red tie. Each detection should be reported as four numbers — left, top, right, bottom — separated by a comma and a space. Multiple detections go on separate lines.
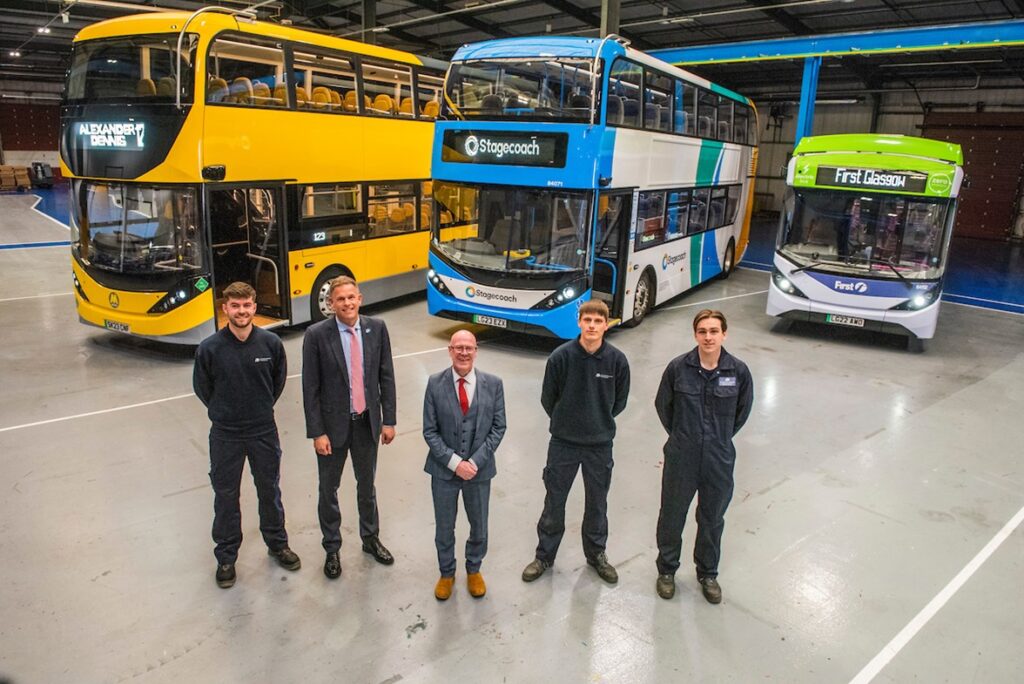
457, 377, 469, 415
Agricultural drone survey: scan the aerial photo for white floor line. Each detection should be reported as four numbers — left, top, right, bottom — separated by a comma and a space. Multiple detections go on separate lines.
660, 289, 768, 311
28, 194, 71, 230
943, 299, 1024, 317
849, 503, 1024, 684
0, 292, 73, 303
0, 344, 451, 434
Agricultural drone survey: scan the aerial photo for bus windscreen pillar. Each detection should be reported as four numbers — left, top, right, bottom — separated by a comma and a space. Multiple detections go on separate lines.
795, 56, 821, 145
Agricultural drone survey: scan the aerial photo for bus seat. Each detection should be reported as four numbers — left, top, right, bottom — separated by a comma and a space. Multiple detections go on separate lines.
156, 77, 175, 98
623, 99, 640, 126
312, 86, 332, 109
421, 100, 440, 118
489, 218, 513, 251
389, 206, 406, 225
480, 93, 503, 114
208, 77, 229, 103
372, 93, 395, 114
229, 77, 253, 105
136, 78, 156, 96
606, 95, 623, 124
644, 103, 659, 128
718, 121, 731, 140
698, 116, 712, 137
734, 124, 746, 144
295, 86, 310, 108
402, 202, 415, 220
343, 90, 359, 111
675, 110, 686, 133
329, 89, 342, 109
252, 81, 272, 105
399, 97, 414, 116
570, 93, 591, 109
272, 83, 288, 106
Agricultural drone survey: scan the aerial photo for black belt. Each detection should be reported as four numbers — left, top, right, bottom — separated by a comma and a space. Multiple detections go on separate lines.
350, 411, 368, 421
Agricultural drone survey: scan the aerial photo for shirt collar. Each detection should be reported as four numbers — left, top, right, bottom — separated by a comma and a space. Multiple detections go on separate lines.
453, 367, 476, 385
335, 316, 361, 335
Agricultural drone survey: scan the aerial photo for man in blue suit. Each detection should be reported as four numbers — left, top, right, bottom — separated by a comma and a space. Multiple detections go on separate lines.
422, 329, 506, 600
302, 276, 397, 579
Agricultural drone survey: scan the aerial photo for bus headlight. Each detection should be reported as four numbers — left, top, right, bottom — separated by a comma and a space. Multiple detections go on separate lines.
771, 268, 807, 299
72, 272, 89, 302
148, 277, 205, 314
890, 286, 940, 311
533, 281, 585, 309
427, 269, 453, 296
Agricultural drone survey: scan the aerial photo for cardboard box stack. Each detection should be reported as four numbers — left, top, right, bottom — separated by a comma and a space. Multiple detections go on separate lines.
0, 165, 33, 191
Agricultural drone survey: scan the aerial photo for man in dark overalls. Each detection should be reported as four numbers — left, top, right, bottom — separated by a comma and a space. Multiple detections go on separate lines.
654, 309, 753, 603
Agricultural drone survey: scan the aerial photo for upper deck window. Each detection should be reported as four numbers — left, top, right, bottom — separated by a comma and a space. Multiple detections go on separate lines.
207, 35, 285, 107
66, 33, 197, 103
608, 59, 641, 128
444, 58, 599, 123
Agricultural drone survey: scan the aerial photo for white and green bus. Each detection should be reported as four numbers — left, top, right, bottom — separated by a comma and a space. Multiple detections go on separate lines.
767, 134, 963, 345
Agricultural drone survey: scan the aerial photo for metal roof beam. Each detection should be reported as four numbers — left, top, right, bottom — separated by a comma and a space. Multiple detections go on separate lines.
649, 19, 1024, 65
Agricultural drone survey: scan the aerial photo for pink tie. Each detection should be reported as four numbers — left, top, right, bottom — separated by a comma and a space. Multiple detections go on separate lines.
347, 328, 366, 414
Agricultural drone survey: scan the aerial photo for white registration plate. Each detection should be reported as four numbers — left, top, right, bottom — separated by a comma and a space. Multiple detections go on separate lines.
826, 314, 865, 328
473, 315, 507, 329
104, 319, 130, 333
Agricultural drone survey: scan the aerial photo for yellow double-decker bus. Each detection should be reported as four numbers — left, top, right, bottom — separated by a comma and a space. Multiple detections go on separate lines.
61, 8, 444, 343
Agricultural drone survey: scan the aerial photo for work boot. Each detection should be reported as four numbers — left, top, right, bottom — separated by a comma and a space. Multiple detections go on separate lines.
586, 552, 618, 584
216, 563, 236, 589
699, 576, 722, 604
656, 574, 675, 599
521, 558, 550, 582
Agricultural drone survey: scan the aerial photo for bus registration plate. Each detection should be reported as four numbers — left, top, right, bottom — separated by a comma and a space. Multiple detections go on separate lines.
473, 315, 507, 329
104, 319, 130, 333
826, 314, 864, 328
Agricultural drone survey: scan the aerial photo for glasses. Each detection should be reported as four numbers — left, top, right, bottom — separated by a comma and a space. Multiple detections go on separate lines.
449, 345, 477, 353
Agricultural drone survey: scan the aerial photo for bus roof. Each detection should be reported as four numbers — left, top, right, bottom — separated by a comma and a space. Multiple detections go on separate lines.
450, 36, 752, 106
73, 11, 428, 67
794, 134, 963, 166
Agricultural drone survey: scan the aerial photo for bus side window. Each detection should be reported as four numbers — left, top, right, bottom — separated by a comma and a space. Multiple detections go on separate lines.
609, 59, 642, 128
666, 190, 689, 240
644, 70, 672, 132
363, 61, 412, 117
717, 99, 733, 142
293, 49, 355, 114
207, 35, 284, 108
689, 188, 710, 234
635, 190, 666, 249
697, 90, 718, 139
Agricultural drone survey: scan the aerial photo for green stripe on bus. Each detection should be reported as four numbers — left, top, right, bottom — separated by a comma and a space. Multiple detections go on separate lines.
696, 141, 724, 185
690, 232, 704, 288
710, 82, 750, 105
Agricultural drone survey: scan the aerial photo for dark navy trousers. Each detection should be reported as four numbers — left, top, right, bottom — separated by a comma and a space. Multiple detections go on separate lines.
316, 415, 380, 553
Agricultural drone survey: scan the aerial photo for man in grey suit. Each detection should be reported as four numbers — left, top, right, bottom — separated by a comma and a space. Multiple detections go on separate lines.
302, 275, 397, 579
422, 329, 506, 600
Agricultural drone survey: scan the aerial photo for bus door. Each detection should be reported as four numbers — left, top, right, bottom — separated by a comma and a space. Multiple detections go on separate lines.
206, 184, 289, 328
591, 191, 634, 320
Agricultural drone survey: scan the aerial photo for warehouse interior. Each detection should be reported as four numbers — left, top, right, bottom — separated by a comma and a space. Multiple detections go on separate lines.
1, 1, 1022, 682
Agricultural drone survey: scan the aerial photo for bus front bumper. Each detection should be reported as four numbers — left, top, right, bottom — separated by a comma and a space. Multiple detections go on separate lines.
767, 283, 939, 339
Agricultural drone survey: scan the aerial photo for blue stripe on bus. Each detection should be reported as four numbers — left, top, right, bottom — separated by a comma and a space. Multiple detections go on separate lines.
702, 232, 722, 280
0, 241, 71, 250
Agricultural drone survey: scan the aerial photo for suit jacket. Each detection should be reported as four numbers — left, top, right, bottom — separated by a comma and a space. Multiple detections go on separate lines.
302, 315, 396, 446
422, 368, 506, 481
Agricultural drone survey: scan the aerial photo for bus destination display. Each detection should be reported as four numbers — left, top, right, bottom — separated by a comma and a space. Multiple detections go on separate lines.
442, 131, 567, 167
816, 166, 927, 193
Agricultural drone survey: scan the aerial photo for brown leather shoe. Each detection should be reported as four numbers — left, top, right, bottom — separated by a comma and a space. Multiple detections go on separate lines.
434, 575, 455, 601
467, 572, 486, 598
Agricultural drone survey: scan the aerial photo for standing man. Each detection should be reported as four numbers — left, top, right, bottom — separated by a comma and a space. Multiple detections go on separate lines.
522, 300, 630, 585
654, 309, 753, 603
302, 276, 397, 579
422, 330, 506, 600
193, 281, 301, 589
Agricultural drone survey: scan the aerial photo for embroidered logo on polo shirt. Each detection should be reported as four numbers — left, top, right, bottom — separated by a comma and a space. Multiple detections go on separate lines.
254, 357, 272, 363
595, 373, 613, 379
718, 376, 736, 387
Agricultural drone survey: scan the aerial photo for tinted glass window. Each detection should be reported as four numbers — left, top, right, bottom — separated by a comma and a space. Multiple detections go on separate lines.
608, 60, 642, 128
207, 35, 285, 107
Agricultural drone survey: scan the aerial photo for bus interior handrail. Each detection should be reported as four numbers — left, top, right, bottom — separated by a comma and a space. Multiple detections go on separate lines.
175, 4, 266, 109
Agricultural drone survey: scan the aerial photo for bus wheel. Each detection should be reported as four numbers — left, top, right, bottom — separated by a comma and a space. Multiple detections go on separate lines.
627, 271, 655, 327
311, 267, 345, 322
719, 239, 736, 280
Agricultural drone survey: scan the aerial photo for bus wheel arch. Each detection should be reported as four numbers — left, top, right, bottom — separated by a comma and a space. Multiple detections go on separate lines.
311, 265, 354, 322
625, 267, 657, 327
719, 238, 737, 280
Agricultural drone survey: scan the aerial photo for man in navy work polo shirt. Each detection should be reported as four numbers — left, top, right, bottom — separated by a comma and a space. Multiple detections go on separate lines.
654, 309, 754, 603
522, 299, 630, 585
193, 281, 301, 589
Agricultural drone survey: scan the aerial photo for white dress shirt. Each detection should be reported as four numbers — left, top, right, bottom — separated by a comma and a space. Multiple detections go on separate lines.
447, 367, 477, 472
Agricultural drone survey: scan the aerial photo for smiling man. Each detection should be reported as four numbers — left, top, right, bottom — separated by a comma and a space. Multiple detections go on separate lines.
653, 309, 754, 603
193, 281, 300, 589
522, 300, 630, 585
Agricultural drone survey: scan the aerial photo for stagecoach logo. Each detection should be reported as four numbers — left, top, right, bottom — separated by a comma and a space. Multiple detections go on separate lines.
108, 292, 120, 308
463, 134, 541, 159
662, 253, 687, 270
465, 285, 518, 303
833, 279, 868, 294
77, 122, 146, 149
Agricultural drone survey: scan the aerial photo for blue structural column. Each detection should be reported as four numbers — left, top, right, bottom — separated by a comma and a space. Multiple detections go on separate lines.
794, 56, 821, 144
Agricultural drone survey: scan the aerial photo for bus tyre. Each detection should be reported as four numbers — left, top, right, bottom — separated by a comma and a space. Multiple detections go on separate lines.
907, 336, 926, 353
719, 239, 736, 280
626, 271, 655, 327
311, 268, 345, 322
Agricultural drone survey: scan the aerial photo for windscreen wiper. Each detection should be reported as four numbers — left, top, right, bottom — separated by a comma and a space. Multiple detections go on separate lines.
791, 260, 826, 274
877, 260, 908, 283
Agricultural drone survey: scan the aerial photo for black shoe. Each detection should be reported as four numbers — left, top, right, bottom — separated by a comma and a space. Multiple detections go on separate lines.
361, 537, 394, 565
324, 552, 342, 579
216, 563, 236, 588
699, 576, 722, 604
521, 558, 550, 582
656, 574, 676, 599
268, 547, 301, 571
586, 552, 618, 584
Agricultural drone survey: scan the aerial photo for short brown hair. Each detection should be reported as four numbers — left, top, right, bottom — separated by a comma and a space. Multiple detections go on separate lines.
693, 309, 727, 332
222, 281, 256, 301
328, 275, 358, 297
578, 299, 609, 320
